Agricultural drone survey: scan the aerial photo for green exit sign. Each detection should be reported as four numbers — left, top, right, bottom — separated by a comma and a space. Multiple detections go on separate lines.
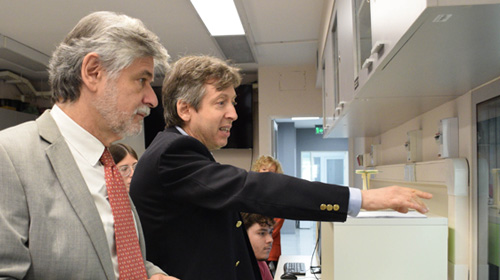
315, 125, 324, 135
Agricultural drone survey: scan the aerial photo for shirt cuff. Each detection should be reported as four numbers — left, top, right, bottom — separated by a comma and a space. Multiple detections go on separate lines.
348, 187, 362, 217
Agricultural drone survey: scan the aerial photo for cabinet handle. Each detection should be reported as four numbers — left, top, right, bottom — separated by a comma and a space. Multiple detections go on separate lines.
371, 41, 385, 55
362, 58, 374, 70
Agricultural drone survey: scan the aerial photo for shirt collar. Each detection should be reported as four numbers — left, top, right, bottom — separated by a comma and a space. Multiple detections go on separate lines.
175, 125, 188, 136
50, 104, 106, 166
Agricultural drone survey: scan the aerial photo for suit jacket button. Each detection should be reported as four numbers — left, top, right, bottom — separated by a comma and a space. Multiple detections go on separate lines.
235, 260, 240, 267
236, 221, 242, 228
333, 204, 340, 211
320, 204, 327, 211
326, 204, 333, 211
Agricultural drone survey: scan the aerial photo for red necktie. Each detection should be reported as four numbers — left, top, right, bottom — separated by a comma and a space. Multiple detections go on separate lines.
100, 149, 148, 280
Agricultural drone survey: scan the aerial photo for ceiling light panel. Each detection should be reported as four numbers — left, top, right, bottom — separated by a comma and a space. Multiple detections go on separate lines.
191, 0, 245, 36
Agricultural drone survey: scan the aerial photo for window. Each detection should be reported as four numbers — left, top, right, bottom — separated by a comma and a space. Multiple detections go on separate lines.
301, 151, 348, 186
354, 0, 372, 73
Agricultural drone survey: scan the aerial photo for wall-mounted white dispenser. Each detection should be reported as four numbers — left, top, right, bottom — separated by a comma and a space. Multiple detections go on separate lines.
369, 144, 379, 166
434, 117, 458, 158
405, 130, 422, 162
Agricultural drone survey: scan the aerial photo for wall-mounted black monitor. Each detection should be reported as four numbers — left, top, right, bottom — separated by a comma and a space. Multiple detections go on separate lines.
144, 84, 253, 149
144, 86, 166, 148
223, 84, 253, 149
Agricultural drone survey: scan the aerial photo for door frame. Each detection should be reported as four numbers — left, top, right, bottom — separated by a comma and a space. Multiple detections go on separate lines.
471, 78, 500, 279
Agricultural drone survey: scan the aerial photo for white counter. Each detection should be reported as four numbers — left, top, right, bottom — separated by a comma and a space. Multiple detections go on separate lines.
321, 212, 448, 280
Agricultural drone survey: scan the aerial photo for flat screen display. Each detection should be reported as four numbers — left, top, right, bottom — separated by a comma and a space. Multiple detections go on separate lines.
223, 84, 253, 149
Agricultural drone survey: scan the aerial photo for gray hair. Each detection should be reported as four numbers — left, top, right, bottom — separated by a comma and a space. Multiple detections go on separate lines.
49, 11, 170, 103
162, 55, 241, 127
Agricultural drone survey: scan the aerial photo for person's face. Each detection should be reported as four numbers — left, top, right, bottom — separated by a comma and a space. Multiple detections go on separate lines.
181, 84, 238, 150
93, 56, 158, 138
117, 153, 138, 192
247, 223, 274, 261
258, 164, 277, 173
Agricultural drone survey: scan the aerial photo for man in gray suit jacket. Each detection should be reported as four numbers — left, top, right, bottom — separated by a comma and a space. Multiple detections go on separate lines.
0, 11, 178, 280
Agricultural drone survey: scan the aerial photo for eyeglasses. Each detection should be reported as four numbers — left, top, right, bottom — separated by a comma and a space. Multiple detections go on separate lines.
118, 162, 137, 177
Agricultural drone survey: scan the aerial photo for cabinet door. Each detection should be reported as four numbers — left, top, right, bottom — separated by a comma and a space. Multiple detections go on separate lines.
370, 0, 427, 71
355, 0, 427, 89
322, 12, 340, 132
337, 0, 356, 108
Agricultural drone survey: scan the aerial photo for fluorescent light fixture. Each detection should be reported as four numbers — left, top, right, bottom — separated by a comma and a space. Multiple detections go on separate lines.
291, 117, 321, 121
191, 0, 245, 36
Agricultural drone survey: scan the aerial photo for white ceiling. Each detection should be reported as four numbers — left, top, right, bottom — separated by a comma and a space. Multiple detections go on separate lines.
0, 0, 327, 86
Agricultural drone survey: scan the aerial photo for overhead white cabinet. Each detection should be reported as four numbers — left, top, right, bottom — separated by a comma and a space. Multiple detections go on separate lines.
322, 0, 356, 135
319, 0, 500, 137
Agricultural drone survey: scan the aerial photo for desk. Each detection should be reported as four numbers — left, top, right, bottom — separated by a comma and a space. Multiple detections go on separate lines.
321, 213, 448, 280
274, 255, 321, 280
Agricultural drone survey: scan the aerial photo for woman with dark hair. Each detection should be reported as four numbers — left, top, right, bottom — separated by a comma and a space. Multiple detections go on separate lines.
109, 143, 138, 192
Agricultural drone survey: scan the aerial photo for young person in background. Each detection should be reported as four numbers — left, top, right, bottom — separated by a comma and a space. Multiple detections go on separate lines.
241, 213, 276, 280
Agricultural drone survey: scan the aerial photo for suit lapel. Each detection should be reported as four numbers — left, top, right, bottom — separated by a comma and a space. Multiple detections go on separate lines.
37, 111, 115, 280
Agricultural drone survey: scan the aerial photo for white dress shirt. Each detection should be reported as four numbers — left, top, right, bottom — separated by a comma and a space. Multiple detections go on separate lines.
51, 105, 120, 279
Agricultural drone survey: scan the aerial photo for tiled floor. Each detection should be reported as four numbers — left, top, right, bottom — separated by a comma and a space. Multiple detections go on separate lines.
280, 220, 318, 256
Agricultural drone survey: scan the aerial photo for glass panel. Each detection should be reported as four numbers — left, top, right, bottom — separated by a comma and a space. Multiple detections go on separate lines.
327, 159, 344, 185
301, 152, 312, 181
477, 95, 500, 279
300, 151, 348, 186
313, 156, 321, 182
354, 0, 372, 73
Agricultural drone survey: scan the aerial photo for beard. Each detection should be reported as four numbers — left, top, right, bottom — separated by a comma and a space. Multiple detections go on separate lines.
93, 82, 150, 138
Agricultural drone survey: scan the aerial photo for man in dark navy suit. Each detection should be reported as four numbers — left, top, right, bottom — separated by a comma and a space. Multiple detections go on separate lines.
130, 55, 432, 280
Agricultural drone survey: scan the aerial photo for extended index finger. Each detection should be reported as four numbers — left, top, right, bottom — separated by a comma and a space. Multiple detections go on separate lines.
415, 190, 433, 199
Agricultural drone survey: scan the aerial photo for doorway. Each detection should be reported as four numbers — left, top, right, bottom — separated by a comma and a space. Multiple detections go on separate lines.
274, 120, 349, 257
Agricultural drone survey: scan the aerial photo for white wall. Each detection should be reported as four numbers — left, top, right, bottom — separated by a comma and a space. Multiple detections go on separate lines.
370, 92, 472, 166
257, 65, 323, 157
350, 90, 473, 189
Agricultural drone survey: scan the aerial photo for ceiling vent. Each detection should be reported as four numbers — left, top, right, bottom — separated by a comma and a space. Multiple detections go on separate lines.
214, 35, 256, 64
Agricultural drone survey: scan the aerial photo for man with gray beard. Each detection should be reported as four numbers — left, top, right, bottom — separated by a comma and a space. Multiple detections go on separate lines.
0, 11, 178, 280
